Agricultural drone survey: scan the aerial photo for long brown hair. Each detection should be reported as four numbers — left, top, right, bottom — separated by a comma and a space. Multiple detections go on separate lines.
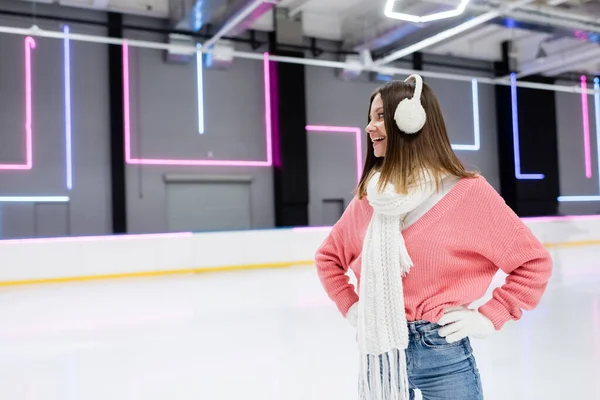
357, 78, 477, 198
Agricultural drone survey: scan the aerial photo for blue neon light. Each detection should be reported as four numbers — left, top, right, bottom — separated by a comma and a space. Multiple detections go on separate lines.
0, 196, 70, 203
197, 44, 205, 135
452, 78, 480, 151
64, 25, 73, 190
510, 73, 544, 180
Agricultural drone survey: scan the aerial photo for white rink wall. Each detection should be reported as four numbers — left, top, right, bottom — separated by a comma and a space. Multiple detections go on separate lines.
0, 216, 599, 285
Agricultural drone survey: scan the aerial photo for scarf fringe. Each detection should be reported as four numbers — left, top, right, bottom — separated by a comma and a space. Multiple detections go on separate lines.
358, 349, 410, 400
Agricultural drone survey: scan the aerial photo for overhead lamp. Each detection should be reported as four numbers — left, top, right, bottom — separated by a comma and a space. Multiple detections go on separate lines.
384, 0, 471, 23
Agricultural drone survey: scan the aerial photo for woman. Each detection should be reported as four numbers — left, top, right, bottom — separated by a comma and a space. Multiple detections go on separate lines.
315, 75, 552, 400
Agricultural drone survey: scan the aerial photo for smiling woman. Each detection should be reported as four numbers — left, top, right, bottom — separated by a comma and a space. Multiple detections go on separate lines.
359, 75, 476, 197
315, 74, 553, 400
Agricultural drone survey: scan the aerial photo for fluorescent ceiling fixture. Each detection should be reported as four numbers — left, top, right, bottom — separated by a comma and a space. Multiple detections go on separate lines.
384, 0, 471, 23
0, 37, 35, 170
0, 196, 70, 203
558, 77, 600, 202
452, 78, 480, 151
122, 43, 272, 167
306, 125, 363, 183
581, 75, 592, 179
196, 44, 204, 134
510, 73, 544, 180
64, 26, 73, 189
373, 4, 512, 66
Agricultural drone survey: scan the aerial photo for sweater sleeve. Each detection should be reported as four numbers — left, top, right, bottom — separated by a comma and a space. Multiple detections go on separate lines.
315, 198, 364, 317
475, 185, 553, 330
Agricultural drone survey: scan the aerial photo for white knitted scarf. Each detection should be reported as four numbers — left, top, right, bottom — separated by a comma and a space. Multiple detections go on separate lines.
358, 170, 438, 400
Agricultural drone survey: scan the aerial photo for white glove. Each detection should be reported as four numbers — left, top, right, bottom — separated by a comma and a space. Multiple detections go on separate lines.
346, 302, 359, 327
438, 306, 495, 343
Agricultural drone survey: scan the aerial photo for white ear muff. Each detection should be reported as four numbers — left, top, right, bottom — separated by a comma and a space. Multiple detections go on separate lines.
394, 74, 427, 134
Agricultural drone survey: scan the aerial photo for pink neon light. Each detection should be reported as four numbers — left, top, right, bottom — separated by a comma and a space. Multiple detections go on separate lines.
593, 296, 600, 360
0, 231, 193, 245
306, 125, 363, 182
0, 37, 35, 170
264, 52, 273, 166
582, 75, 592, 179
123, 43, 272, 167
123, 43, 132, 164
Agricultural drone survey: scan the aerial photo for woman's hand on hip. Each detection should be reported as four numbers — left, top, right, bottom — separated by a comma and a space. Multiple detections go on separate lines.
437, 306, 495, 343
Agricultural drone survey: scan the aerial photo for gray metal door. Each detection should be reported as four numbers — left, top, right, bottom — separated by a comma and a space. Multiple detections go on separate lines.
165, 174, 252, 233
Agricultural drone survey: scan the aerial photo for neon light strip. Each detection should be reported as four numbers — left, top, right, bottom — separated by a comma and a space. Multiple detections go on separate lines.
593, 296, 600, 360
295, 213, 600, 230
582, 75, 592, 179
0, 37, 35, 170
452, 78, 480, 151
521, 214, 600, 223
0, 196, 69, 203
306, 125, 362, 182
559, 77, 600, 202
558, 195, 600, 202
0, 231, 191, 244
64, 26, 73, 189
385, 0, 470, 23
510, 73, 544, 180
196, 45, 204, 135
123, 43, 272, 167
596, 77, 600, 192
292, 226, 333, 232
264, 52, 273, 166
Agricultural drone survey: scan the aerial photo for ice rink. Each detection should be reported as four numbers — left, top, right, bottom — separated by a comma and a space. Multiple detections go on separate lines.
0, 244, 598, 400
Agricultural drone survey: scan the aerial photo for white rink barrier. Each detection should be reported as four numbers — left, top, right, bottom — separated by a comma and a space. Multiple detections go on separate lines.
0, 215, 598, 286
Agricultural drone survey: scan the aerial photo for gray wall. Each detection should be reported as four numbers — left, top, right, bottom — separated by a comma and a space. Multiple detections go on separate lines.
305, 66, 500, 226
123, 30, 274, 234
556, 87, 600, 215
0, 4, 112, 239
0, 0, 595, 239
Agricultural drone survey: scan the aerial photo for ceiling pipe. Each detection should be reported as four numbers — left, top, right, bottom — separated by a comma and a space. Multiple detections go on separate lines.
0, 22, 594, 94
516, 45, 600, 78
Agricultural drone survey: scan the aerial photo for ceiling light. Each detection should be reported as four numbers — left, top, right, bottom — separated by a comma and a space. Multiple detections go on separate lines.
384, 0, 471, 23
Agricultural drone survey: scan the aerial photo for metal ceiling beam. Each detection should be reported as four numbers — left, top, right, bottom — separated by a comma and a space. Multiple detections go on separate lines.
203, 0, 278, 49
288, 0, 313, 17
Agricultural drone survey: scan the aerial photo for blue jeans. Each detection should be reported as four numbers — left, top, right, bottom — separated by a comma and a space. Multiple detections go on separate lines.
368, 320, 484, 400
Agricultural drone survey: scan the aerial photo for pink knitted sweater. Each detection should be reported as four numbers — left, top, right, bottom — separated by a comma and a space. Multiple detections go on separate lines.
315, 175, 552, 330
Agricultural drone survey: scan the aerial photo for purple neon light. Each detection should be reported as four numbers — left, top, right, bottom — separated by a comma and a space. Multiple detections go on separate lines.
123, 43, 272, 167
305, 125, 363, 182
582, 75, 592, 179
0, 37, 35, 170
510, 73, 544, 180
